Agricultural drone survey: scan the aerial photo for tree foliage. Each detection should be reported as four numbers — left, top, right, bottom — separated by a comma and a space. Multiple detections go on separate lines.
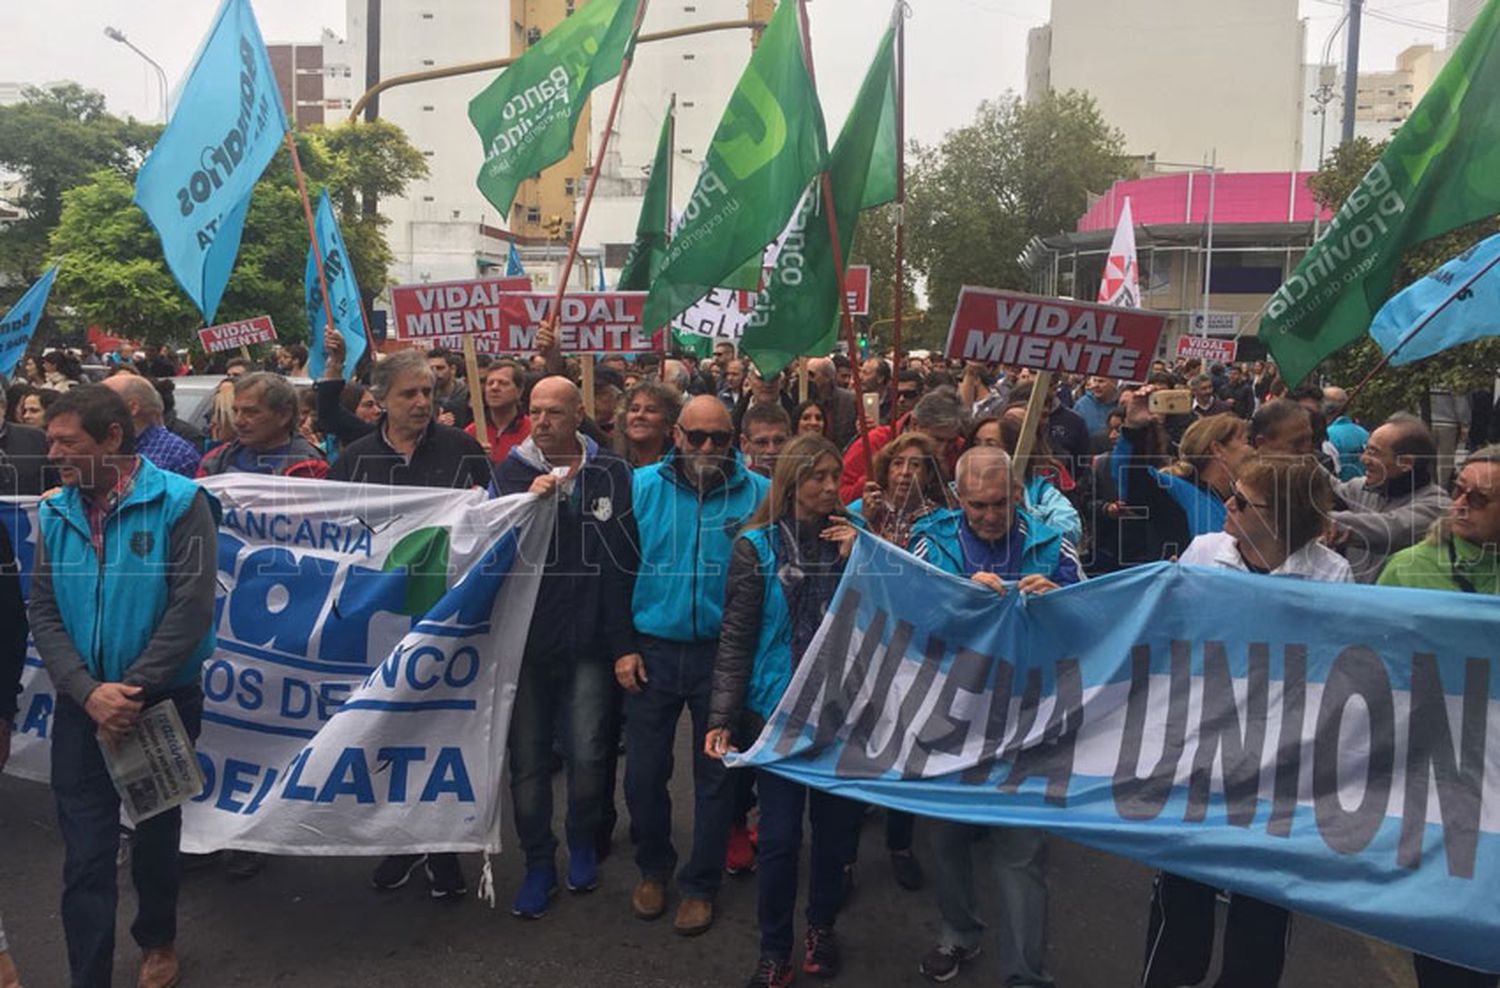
1310, 138, 1500, 422
48, 120, 427, 347
903, 90, 1131, 337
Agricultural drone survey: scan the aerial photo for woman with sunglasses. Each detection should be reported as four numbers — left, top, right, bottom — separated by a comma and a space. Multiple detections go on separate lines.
705, 434, 864, 988
1142, 454, 1350, 988
1378, 447, 1500, 987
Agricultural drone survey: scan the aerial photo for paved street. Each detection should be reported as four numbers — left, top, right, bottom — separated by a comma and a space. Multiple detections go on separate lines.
2, 722, 1416, 988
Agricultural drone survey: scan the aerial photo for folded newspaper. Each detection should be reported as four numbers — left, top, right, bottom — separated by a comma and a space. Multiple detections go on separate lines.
101, 700, 206, 824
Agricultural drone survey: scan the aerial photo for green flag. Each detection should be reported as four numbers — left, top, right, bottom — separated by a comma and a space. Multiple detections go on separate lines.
1260, 0, 1500, 385
640, 0, 828, 330
468, 0, 640, 219
740, 17, 898, 375
617, 97, 674, 291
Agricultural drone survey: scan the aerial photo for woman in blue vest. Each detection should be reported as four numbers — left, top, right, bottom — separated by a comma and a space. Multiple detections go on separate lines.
705, 434, 863, 988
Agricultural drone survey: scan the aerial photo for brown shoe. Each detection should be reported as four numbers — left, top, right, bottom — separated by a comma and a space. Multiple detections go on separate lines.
673, 896, 714, 937
137, 946, 180, 988
631, 878, 667, 920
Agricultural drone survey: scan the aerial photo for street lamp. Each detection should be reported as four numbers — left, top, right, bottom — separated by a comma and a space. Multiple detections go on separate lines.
104, 26, 168, 124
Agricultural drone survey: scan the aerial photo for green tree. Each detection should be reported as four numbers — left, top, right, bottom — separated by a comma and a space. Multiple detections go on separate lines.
0, 83, 158, 293
49, 121, 427, 346
1310, 138, 1500, 422
905, 90, 1130, 335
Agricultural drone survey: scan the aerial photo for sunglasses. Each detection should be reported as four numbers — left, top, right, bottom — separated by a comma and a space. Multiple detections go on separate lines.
1227, 489, 1271, 513
1452, 483, 1494, 511
897, 389, 921, 401
681, 428, 734, 449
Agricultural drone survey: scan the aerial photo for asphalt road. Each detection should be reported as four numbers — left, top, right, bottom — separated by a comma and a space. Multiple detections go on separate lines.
1, 721, 1417, 988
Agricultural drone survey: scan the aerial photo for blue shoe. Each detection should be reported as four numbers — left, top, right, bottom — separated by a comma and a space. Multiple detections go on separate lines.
512, 865, 558, 918
567, 845, 599, 893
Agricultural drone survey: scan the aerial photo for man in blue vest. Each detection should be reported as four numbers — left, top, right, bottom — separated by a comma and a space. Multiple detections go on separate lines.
910, 446, 1081, 987
618, 395, 769, 936
29, 385, 218, 988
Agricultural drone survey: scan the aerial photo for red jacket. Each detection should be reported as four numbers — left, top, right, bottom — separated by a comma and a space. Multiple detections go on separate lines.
839, 415, 908, 503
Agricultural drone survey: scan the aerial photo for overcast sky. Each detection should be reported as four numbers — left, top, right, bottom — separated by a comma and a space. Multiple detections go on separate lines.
0, 0, 1455, 146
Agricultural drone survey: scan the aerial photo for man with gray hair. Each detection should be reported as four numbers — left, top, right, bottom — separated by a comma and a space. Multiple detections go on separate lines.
839, 387, 967, 502
0, 378, 48, 495
103, 374, 200, 477
198, 372, 326, 478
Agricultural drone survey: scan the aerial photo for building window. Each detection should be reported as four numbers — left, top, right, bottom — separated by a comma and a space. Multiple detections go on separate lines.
527, 27, 542, 45
681, 148, 694, 156
423, 150, 435, 157
343, 68, 351, 77
421, 58, 435, 66
422, 195, 436, 202
421, 11, 433, 18
684, 4, 697, 9
682, 100, 695, 108
422, 105, 435, 111
564, 177, 576, 196
565, 0, 575, 13
682, 53, 696, 60
526, 207, 541, 224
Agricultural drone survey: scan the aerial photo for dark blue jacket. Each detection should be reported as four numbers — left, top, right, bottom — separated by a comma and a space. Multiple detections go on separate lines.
493, 435, 639, 662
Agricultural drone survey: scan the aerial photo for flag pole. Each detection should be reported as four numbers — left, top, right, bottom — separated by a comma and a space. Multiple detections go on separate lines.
794, 0, 875, 476
888, 1, 907, 418
546, 0, 652, 337
284, 131, 359, 358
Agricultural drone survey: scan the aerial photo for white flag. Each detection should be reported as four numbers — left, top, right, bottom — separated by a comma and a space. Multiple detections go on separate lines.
1097, 197, 1141, 309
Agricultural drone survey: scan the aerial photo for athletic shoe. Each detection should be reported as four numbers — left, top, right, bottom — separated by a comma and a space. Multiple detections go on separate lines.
512, 865, 559, 918
890, 849, 924, 891
725, 824, 756, 875
425, 853, 467, 900
567, 845, 599, 893
803, 925, 840, 978
919, 943, 982, 983
744, 956, 795, 988
371, 853, 427, 891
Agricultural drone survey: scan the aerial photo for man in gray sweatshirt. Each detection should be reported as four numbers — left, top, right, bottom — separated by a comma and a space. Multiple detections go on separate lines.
1333, 413, 1450, 583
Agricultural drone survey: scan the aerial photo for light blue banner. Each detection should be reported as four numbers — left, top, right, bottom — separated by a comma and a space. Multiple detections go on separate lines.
734, 535, 1500, 972
305, 191, 367, 379
133, 0, 287, 324
506, 242, 526, 277
1369, 230, 1500, 365
0, 265, 58, 377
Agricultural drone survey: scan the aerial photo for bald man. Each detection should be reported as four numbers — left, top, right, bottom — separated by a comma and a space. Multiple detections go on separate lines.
807, 356, 858, 447
492, 375, 640, 918
621, 394, 769, 934
102, 374, 200, 477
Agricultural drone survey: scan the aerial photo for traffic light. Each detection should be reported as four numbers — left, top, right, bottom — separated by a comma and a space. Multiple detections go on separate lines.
542, 214, 565, 239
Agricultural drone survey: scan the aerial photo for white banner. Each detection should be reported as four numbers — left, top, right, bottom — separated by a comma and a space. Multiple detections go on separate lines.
4, 476, 550, 855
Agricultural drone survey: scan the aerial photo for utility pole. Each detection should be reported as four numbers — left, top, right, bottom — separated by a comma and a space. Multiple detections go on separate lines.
1341, 0, 1364, 144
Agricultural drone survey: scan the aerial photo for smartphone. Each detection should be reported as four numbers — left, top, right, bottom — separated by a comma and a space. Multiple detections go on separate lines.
1148, 389, 1192, 416
862, 391, 881, 424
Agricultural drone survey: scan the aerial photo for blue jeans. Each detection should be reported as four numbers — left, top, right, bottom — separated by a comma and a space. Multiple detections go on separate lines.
51, 686, 203, 988
623, 636, 730, 899
507, 651, 613, 869
755, 768, 862, 960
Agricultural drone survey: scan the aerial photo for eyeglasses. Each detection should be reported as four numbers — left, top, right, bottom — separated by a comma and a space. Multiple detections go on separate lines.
1452, 483, 1494, 511
1227, 489, 1272, 513
681, 428, 734, 449
896, 389, 921, 401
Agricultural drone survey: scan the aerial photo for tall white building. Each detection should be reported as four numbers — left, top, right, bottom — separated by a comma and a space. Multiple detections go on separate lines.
1026, 0, 1307, 173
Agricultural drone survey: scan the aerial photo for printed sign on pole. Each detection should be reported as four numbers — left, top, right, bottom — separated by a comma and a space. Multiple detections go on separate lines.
393, 278, 661, 354
1176, 335, 1239, 365
845, 265, 871, 316
197, 315, 278, 353
942, 287, 1167, 381
1190, 311, 1241, 335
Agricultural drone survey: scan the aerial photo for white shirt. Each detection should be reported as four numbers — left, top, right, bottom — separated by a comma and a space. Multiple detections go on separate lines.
1178, 531, 1353, 583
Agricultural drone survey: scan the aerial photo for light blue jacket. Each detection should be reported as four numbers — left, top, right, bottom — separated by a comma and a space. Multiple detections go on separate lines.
909, 507, 1069, 581
38, 458, 217, 694
631, 451, 770, 642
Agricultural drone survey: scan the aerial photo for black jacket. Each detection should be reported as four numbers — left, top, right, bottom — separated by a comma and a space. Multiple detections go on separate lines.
314, 379, 377, 447
493, 437, 639, 662
0, 422, 47, 496
328, 418, 490, 489
0, 519, 26, 721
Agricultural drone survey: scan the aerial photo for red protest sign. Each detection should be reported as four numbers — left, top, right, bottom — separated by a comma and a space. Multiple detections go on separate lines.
943, 287, 1166, 380
1176, 335, 1238, 365
845, 265, 871, 316
394, 280, 660, 354
198, 315, 277, 353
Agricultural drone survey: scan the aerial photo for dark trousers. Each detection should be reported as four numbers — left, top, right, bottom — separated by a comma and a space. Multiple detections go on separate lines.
755, 768, 862, 960
1142, 872, 1289, 988
597, 677, 624, 849
1415, 955, 1500, 988
508, 650, 612, 869
52, 687, 203, 988
623, 636, 730, 898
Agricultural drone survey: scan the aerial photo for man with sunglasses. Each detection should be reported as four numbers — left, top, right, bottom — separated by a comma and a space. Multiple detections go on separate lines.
1378, 446, 1500, 988
619, 396, 770, 936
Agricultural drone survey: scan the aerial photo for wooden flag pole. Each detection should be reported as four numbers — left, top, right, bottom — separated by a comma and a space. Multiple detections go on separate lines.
1011, 370, 1052, 480
545, 1, 652, 342
794, 0, 875, 477
888, 2, 907, 416
463, 336, 490, 450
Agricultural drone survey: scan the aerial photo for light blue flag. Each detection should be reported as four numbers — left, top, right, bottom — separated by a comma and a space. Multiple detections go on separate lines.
1369, 230, 1500, 365
0, 266, 58, 377
305, 191, 367, 380
505, 243, 525, 277
596, 261, 607, 293
133, 0, 288, 324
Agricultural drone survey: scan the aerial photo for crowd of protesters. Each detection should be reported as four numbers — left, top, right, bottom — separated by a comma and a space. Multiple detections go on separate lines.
2, 329, 1498, 988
